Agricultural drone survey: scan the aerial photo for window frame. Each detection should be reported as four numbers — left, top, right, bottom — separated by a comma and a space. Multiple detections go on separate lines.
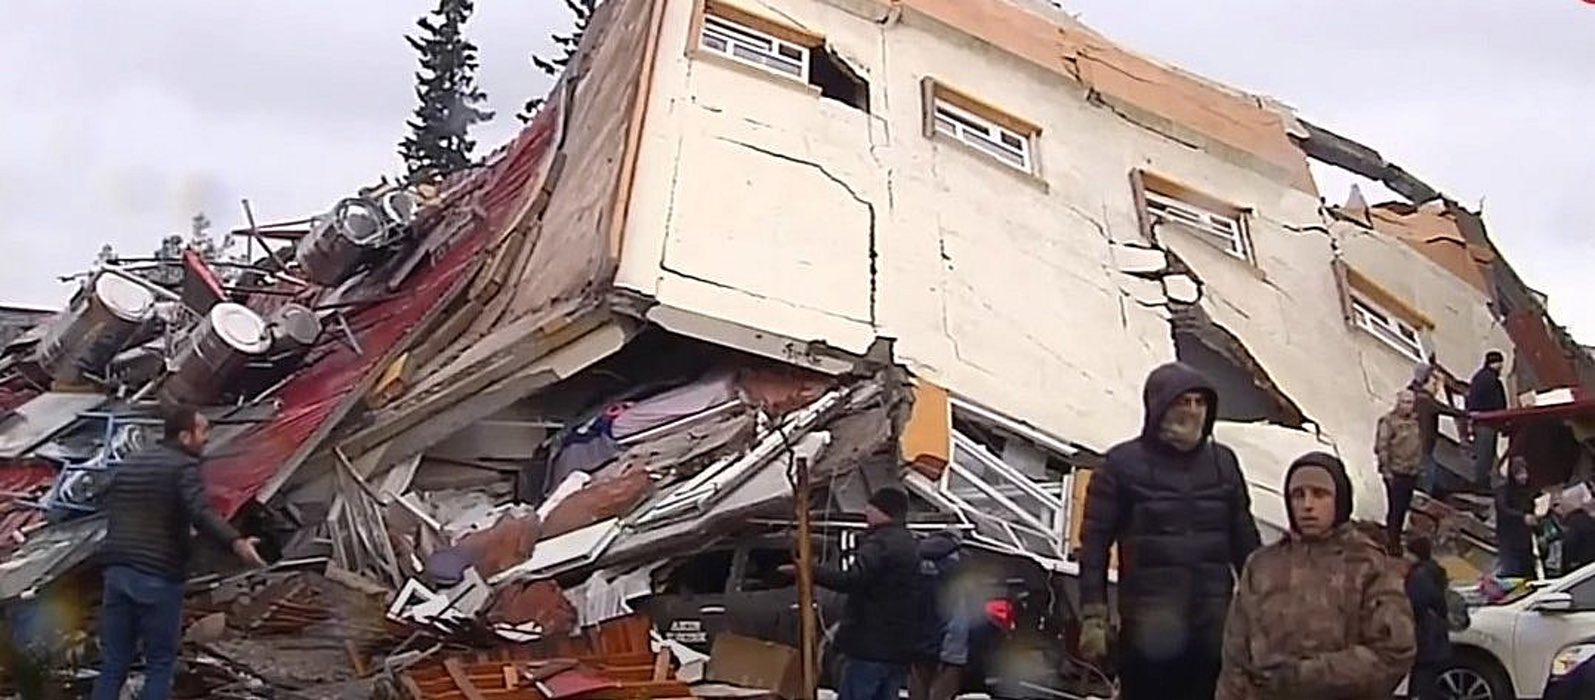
697, 12, 811, 83
931, 98, 1033, 173
1334, 262, 1436, 363
1142, 189, 1252, 261
921, 79, 1042, 176
1350, 293, 1427, 362
1131, 170, 1256, 264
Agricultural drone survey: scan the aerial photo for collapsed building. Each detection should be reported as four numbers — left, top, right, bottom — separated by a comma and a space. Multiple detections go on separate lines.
0, 0, 1591, 697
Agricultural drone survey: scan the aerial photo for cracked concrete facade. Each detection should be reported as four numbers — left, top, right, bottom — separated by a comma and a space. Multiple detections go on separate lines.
609, 0, 1525, 527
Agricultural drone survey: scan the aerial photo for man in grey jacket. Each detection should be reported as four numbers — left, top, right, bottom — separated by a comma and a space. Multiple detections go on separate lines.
92, 407, 266, 700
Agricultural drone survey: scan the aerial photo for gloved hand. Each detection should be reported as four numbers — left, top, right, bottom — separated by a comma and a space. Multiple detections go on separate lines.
1078, 604, 1111, 662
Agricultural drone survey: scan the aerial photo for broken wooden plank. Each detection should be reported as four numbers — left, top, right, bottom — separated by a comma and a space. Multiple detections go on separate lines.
443, 657, 490, 700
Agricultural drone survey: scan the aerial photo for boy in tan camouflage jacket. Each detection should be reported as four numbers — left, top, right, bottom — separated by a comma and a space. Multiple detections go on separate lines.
1217, 452, 1416, 700
1377, 390, 1425, 550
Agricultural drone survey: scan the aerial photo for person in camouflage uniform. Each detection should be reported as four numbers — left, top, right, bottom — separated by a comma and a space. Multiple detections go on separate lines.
1217, 452, 1416, 700
1376, 390, 1425, 549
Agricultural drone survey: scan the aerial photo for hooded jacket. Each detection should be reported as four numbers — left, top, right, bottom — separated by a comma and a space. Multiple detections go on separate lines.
1079, 363, 1263, 655
1217, 454, 1415, 700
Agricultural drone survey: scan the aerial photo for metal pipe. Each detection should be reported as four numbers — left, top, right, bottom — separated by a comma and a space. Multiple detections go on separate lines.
241, 198, 292, 273
794, 455, 818, 700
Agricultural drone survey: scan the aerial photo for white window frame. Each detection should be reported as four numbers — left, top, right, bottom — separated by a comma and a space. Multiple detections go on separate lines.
1144, 190, 1252, 261
698, 13, 809, 82
1350, 294, 1426, 362
931, 97, 1034, 173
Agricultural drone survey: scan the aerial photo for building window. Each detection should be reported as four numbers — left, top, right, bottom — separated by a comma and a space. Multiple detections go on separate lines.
1133, 171, 1253, 262
699, 13, 809, 81
691, 1, 870, 112
1335, 262, 1435, 363
1144, 190, 1251, 261
922, 79, 1040, 175
1350, 295, 1426, 362
933, 100, 1032, 172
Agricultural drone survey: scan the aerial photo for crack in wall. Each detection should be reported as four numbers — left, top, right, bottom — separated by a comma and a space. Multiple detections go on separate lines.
927, 155, 972, 370
717, 137, 880, 328
655, 130, 689, 280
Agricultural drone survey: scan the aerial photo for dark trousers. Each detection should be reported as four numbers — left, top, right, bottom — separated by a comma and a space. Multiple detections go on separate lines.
1473, 427, 1499, 487
1409, 663, 1444, 700
840, 659, 908, 700
92, 566, 185, 700
1387, 475, 1418, 544
908, 661, 962, 700
1119, 646, 1220, 700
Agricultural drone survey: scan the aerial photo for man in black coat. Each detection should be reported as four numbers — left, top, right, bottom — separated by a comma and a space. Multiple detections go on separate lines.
785, 488, 923, 700
1078, 362, 1263, 700
1467, 351, 1509, 487
1405, 536, 1452, 700
92, 407, 267, 700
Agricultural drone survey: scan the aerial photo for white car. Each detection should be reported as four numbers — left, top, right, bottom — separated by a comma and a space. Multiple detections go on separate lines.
1437, 562, 1595, 700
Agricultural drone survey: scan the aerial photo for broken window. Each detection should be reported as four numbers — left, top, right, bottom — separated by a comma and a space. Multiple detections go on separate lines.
921, 79, 1039, 174
808, 47, 869, 113
694, 2, 869, 113
1134, 171, 1253, 262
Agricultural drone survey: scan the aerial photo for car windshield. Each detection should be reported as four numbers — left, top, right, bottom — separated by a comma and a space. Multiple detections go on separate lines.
1472, 562, 1595, 607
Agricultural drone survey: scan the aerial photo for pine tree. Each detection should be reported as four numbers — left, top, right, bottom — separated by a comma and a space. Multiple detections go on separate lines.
520, 0, 597, 121
399, 0, 494, 183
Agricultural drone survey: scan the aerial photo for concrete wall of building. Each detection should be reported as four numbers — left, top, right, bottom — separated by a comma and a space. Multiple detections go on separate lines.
1338, 222, 1514, 383
614, 0, 1510, 520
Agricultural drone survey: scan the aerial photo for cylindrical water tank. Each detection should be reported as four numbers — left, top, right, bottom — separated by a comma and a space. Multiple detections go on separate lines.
36, 274, 156, 383
295, 198, 387, 287
161, 302, 271, 406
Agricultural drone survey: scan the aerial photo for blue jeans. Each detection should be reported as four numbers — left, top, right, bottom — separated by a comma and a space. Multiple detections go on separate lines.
841, 658, 908, 700
92, 566, 185, 700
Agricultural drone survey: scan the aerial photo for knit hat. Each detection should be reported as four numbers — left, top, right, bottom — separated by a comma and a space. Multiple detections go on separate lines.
1283, 452, 1353, 532
867, 488, 909, 522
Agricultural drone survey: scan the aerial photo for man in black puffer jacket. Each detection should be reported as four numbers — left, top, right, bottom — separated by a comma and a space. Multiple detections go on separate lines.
788, 488, 923, 700
1078, 363, 1263, 700
93, 407, 266, 700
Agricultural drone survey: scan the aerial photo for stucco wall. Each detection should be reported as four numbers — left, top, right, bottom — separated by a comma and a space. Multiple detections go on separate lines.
615, 0, 1508, 521
1339, 221, 1513, 381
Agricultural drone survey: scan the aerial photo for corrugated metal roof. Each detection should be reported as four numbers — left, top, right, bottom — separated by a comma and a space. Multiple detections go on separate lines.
201, 118, 563, 519
0, 462, 59, 550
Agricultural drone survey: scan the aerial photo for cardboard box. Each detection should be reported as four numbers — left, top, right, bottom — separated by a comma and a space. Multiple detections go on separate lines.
706, 632, 803, 700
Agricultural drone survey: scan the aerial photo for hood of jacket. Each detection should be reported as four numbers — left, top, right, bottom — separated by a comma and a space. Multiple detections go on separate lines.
1139, 362, 1219, 447
1284, 452, 1354, 533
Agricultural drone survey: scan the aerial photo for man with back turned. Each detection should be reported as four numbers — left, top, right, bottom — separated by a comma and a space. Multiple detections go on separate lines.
92, 406, 266, 700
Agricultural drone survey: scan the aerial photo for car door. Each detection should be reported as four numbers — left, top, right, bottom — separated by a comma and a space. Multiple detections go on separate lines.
1513, 566, 1595, 698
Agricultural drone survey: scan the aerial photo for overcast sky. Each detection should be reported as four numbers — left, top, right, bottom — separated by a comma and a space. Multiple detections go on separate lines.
2, 0, 1591, 343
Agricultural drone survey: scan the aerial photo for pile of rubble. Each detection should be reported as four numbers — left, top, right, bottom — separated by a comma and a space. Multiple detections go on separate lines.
0, 78, 1100, 697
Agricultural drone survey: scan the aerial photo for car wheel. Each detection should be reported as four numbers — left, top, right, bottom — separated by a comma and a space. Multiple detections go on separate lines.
1437, 657, 1513, 700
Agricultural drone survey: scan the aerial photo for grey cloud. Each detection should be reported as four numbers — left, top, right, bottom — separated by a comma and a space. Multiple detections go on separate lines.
0, 0, 566, 308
